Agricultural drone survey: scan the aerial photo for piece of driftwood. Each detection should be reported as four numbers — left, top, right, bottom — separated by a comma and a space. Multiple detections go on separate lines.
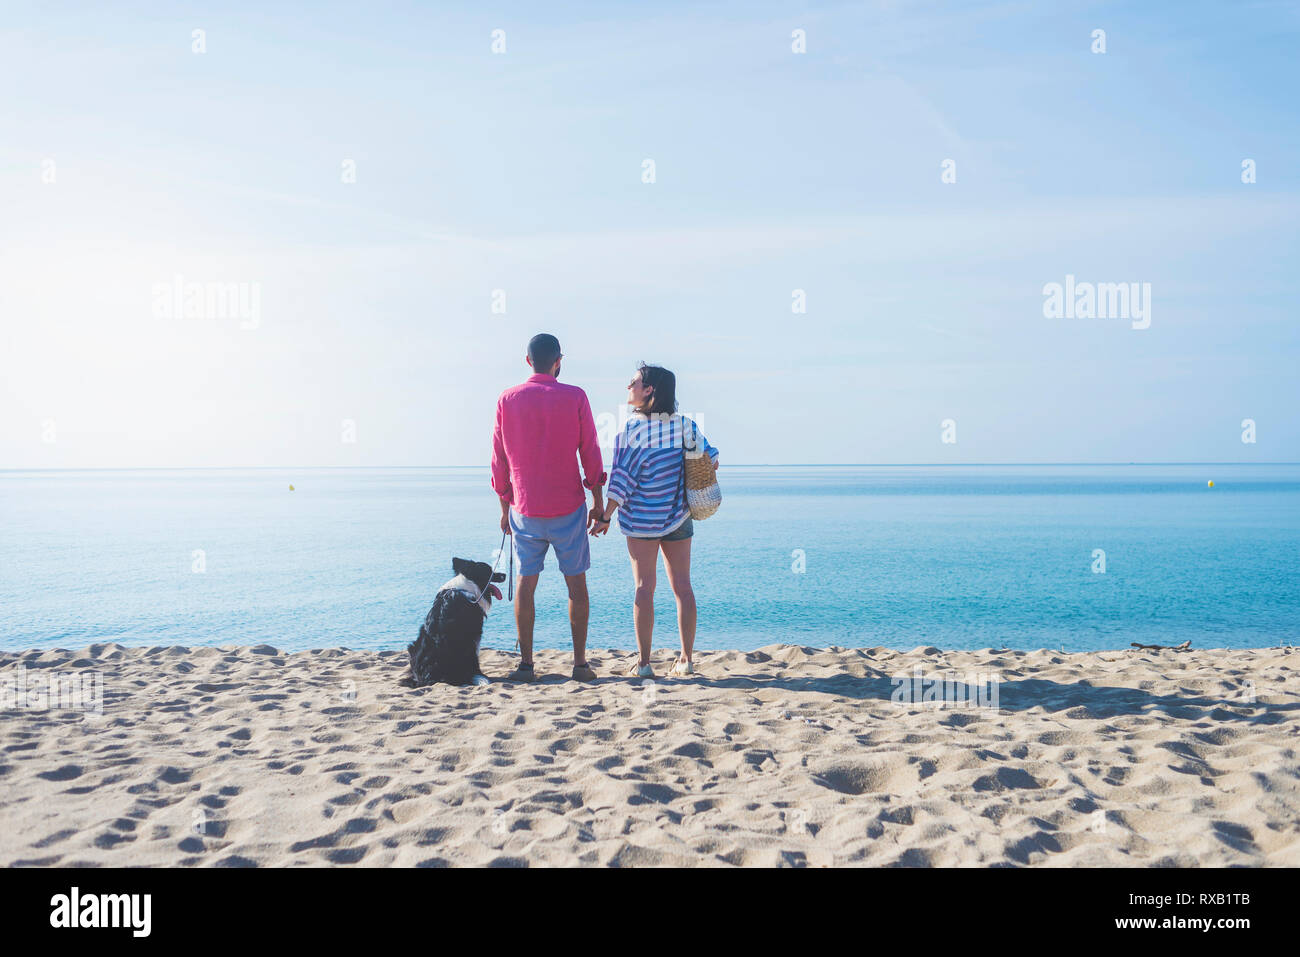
1130, 640, 1192, 651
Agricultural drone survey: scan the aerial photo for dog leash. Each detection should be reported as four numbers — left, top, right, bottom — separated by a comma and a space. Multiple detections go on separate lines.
468, 527, 514, 606
500, 527, 514, 603
492, 525, 518, 654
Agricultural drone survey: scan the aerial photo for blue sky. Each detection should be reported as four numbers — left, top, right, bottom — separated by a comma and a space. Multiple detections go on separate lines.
2, 0, 1297, 466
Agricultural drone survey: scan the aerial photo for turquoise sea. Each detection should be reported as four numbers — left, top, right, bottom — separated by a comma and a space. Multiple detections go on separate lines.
2, 465, 1297, 653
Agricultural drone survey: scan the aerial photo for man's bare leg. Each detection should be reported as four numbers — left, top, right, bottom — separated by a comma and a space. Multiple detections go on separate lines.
514, 573, 539, 667
564, 572, 589, 666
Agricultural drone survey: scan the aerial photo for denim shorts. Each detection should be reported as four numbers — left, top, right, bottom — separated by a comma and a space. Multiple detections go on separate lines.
657, 517, 694, 542
509, 504, 591, 576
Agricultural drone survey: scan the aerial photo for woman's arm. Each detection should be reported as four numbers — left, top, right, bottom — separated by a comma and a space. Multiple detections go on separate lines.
591, 497, 619, 536
597, 427, 642, 534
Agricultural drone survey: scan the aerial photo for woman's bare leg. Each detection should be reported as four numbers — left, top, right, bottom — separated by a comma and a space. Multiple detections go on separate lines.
660, 538, 696, 663
626, 536, 660, 666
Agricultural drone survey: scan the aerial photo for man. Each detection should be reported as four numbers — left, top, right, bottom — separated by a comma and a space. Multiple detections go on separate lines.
491, 333, 607, 682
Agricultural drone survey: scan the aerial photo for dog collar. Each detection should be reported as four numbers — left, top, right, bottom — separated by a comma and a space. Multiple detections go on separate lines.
442, 574, 493, 617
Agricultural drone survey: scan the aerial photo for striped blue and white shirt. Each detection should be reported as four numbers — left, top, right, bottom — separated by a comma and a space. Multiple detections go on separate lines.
607, 413, 719, 538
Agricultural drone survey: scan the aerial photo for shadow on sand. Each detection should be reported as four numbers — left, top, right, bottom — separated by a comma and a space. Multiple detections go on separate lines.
530, 651, 1296, 726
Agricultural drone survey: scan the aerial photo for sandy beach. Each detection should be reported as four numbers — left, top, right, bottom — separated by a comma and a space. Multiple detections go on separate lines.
2, 643, 1297, 867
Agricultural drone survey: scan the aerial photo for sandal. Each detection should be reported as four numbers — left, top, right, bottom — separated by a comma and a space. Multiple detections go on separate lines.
506, 663, 537, 683
625, 661, 655, 679
667, 658, 695, 677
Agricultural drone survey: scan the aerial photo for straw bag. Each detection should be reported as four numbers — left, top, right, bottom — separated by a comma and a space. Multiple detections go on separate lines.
681, 426, 721, 520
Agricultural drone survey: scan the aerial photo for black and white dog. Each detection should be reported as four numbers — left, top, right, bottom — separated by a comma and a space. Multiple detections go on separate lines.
408, 557, 506, 687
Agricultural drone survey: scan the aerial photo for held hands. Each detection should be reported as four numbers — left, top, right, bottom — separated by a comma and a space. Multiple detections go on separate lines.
588, 507, 612, 537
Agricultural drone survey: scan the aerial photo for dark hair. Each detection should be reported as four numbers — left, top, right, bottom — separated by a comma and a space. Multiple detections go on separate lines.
636, 362, 677, 415
527, 333, 562, 370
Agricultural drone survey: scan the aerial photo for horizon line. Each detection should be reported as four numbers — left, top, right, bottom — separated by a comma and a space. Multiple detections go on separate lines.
3, 462, 1297, 472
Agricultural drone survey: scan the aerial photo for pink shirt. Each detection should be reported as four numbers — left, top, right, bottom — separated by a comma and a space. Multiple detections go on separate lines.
491, 374, 607, 518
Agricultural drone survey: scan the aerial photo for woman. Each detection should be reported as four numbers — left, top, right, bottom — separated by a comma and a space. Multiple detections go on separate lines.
591, 363, 719, 678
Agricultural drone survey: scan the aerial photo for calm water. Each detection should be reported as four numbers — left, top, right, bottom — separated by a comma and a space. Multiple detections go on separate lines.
2, 466, 1298, 653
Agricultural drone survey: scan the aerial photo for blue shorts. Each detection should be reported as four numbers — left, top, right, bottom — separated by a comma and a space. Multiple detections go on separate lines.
509, 504, 591, 577
658, 517, 693, 541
